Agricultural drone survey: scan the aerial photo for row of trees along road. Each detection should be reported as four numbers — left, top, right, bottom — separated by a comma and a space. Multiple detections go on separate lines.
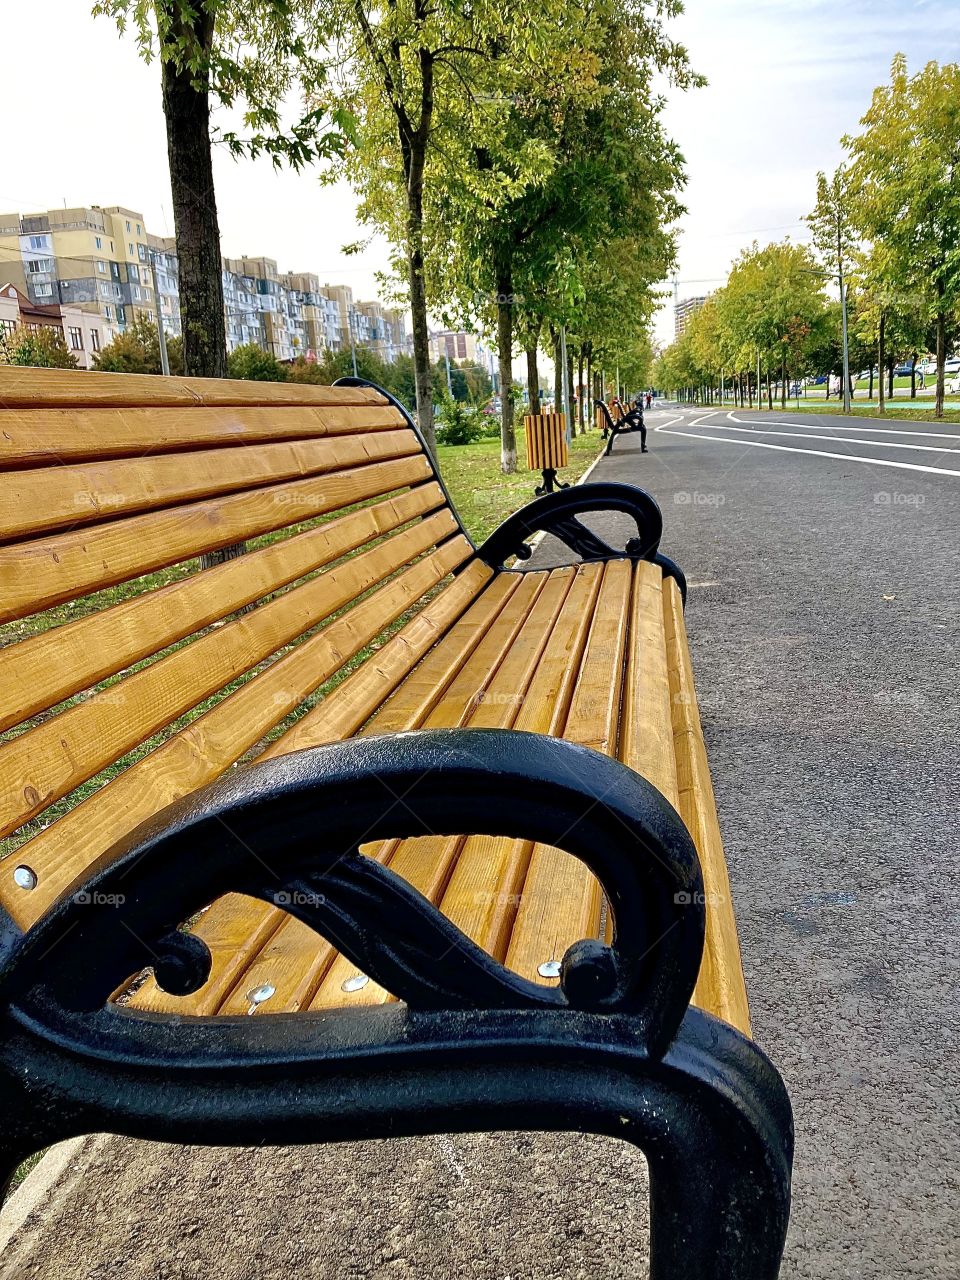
94, 0, 701, 471
655, 55, 960, 418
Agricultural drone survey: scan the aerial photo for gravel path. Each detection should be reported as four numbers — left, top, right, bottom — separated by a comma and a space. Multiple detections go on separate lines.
3, 407, 958, 1278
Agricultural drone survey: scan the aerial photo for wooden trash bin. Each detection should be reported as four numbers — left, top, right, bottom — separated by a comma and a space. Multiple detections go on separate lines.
524, 411, 570, 494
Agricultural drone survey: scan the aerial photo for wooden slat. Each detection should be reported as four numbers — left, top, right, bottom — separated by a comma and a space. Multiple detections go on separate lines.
2, 534, 473, 928
504, 559, 632, 984
0, 484, 446, 732
132, 560, 498, 1016
436, 563, 602, 964
0, 512, 458, 840
0, 405, 407, 467
0, 367, 387, 409
619, 560, 679, 806
312, 569, 562, 1009
0, 453, 433, 623
663, 576, 751, 1035
1, 429, 419, 541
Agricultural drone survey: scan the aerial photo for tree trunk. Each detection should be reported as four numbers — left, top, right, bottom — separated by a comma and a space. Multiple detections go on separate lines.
780, 357, 787, 409
566, 349, 575, 432
527, 332, 542, 412
160, 3, 226, 380
935, 307, 946, 418
494, 246, 516, 474
878, 314, 885, 415
577, 347, 585, 432
405, 139, 436, 458
766, 362, 773, 410
887, 358, 894, 400
552, 331, 562, 416
910, 355, 917, 399
585, 348, 593, 426
868, 365, 873, 400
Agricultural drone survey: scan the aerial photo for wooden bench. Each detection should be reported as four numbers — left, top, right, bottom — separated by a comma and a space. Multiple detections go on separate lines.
595, 397, 647, 456
0, 368, 792, 1278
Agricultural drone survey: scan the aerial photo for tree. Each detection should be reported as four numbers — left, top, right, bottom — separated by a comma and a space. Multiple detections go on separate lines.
94, 1, 347, 377
0, 326, 78, 369
93, 315, 184, 374
846, 56, 960, 416
227, 343, 288, 381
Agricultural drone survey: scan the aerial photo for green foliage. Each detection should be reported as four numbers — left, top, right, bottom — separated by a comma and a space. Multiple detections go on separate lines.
435, 395, 484, 446
93, 316, 184, 374
0, 325, 78, 369
227, 343, 288, 381
92, 0, 347, 169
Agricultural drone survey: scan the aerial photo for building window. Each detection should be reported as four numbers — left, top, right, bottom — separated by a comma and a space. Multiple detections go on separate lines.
28, 235, 46, 250
97, 260, 106, 274
128, 243, 135, 257
95, 236, 102, 250
26, 258, 53, 274
138, 243, 147, 261
0, 319, 16, 337
129, 265, 140, 284
132, 286, 141, 300
34, 283, 53, 298
103, 305, 112, 320
68, 326, 83, 351
135, 223, 141, 236
125, 220, 131, 233
90, 328, 101, 352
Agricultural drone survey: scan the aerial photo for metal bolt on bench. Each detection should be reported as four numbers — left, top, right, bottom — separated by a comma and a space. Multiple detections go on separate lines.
0, 367, 792, 1279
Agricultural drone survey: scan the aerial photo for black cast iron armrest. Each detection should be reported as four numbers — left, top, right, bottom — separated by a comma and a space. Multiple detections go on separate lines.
0, 731, 703, 1054
475, 482, 686, 600
0, 732, 793, 1278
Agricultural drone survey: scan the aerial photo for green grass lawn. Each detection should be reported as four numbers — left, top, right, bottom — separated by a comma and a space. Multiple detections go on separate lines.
741, 399, 960, 423
438, 427, 603, 542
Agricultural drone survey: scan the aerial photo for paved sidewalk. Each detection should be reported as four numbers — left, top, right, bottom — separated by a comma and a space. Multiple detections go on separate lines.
4, 413, 958, 1278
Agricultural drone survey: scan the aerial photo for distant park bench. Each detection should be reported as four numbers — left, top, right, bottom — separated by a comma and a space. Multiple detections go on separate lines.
0, 368, 791, 1278
595, 398, 647, 455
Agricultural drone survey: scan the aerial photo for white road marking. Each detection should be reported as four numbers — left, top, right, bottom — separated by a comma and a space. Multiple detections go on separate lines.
724, 411, 960, 441
662, 417, 960, 455
653, 414, 960, 478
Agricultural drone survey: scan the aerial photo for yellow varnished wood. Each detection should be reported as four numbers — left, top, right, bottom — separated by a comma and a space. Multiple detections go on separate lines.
0, 404, 405, 467
2, 535, 472, 928
663, 576, 751, 1035
0, 485, 446, 733
504, 559, 632, 985
0, 366, 386, 409
0, 512, 458, 840
1, 429, 419, 541
0, 454, 433, 623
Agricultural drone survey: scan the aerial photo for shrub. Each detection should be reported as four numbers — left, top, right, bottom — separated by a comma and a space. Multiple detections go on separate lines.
227, 343, 288, 381
0, 325, 78, 369
93, 316, 183, 374
435, 395, 483, 446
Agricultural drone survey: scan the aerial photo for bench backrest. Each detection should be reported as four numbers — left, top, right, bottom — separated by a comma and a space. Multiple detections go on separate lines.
0, 368, 485, 931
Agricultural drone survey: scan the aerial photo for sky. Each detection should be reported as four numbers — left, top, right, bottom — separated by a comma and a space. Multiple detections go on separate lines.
1, 0, 958, 352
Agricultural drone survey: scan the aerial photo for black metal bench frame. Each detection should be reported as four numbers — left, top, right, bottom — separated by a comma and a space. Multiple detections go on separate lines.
595, 398, 647, 456
0, 379, 792, 1279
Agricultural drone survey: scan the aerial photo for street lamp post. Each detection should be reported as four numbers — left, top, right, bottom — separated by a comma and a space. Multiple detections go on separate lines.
149, 252, 170, 377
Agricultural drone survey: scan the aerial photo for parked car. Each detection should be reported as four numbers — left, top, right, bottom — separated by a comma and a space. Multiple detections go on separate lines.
893, 361, 916, 377
812, 374, 828, 385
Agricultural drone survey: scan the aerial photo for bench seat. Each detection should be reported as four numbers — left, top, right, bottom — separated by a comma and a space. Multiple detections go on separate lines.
0, 368, 790, 1280
130, 558, 749, 1032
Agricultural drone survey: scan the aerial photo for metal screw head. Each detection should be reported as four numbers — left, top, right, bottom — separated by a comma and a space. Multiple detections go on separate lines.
246, 983, 276, 1015
341, 973, 369, 993
537, 959, 562, 979
13, 865, 37, 891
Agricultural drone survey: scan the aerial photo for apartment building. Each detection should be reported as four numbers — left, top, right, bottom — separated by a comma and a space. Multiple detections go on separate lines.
0, 205, 178, 346
0, 201, 405, 366
428, 328, 496, 378
0, 282, 104, 369
674, 294, 707, 338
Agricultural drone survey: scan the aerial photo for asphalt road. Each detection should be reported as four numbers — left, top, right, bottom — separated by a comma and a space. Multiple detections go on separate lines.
3, 407, 958, 1278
